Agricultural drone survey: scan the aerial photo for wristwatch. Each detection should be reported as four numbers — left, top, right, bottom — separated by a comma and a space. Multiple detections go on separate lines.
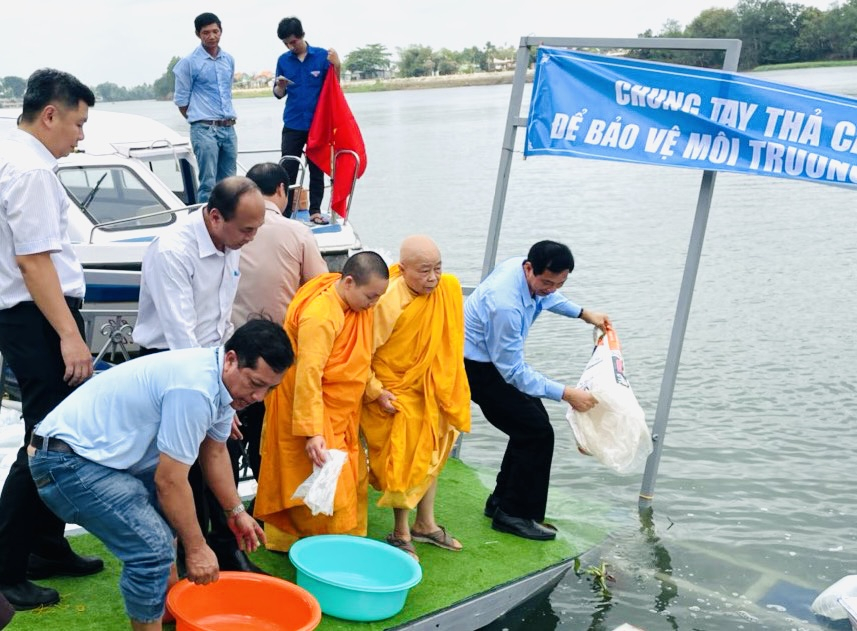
224, 503, 246, 518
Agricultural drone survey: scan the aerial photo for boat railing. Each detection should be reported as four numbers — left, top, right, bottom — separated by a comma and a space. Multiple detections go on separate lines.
330, 149, 360, 223
87, 203, 205, 243
237, 149, 360, 225
126, 138, 181, 161
236, 149, 309, 197
277, 154, 311, 208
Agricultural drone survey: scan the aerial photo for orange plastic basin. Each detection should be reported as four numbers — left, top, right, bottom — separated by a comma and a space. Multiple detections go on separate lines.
167, 571, 322, 631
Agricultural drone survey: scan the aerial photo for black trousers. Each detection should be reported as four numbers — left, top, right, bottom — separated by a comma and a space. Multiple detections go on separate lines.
0, 300, 82, 583
138, 346, 242, 555
464, 359, 555, 522
237, 401, 264, 482
281, 126, 325, 215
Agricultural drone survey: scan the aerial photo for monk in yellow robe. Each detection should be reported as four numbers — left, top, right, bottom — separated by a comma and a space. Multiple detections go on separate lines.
361, 235, 471, 560
255, 251, 389, 552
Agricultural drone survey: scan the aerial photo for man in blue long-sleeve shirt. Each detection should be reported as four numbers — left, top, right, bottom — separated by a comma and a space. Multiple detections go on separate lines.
173, 12, 238, 203
463, 240, 610, 540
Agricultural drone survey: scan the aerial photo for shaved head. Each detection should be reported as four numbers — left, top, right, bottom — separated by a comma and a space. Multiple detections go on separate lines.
400, 235, 440, 265
399, 235, 442, 295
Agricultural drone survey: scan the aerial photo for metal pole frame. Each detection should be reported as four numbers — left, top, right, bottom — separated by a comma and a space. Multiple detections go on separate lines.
481, 37, 742, 508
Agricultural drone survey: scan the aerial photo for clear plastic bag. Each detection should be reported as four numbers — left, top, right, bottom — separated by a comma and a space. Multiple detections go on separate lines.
566, 327, 651, 474
291, 448, 348, 516
811, 575, 857, 621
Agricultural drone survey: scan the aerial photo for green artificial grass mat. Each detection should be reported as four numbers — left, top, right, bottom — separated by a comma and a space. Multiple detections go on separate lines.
8, 458, 609, 630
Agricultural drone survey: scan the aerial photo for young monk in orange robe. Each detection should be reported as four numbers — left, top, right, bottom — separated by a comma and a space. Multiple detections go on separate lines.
254, 251, 389, 552
361, 236, 471, 560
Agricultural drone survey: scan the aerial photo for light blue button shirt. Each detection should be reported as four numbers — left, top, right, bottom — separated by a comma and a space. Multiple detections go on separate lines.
464, 257, 583, 401
35, 347, 234, 473
173, 45, 237, 123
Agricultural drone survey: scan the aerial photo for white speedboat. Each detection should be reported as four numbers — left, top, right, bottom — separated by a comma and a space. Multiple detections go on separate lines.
0, 108, 363, 308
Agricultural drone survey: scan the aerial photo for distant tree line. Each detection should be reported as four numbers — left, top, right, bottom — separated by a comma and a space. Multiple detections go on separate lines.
2, 0, 856, 103
630, 0, 857, 70
343, 42, 517, 78
0, 57, 178, 103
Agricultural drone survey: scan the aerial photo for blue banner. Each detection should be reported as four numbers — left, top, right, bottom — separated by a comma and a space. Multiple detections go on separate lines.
526, 47, 857, 187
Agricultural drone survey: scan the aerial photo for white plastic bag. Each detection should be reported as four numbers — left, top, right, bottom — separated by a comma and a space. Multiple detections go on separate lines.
811, 574, 857, 620
566, 327, 651, 474
291, 449, 348, 516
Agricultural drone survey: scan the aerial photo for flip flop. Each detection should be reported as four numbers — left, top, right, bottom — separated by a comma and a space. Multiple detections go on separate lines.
410, 525, 462, 552
385, 533, 419, 561
309, 213, 329, 225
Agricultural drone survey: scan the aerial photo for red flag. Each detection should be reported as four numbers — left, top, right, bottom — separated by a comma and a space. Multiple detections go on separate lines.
306, 72, 367, 218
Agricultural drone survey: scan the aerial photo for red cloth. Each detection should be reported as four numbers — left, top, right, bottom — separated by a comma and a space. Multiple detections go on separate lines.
306, 72, 367, 217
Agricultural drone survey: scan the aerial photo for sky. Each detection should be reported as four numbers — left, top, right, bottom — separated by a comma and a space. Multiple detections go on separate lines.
0, 0, 840, 87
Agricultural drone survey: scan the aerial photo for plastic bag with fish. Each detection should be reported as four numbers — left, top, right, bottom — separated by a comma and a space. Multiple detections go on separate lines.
291, 448, 348, 516
566, 327, 651, 474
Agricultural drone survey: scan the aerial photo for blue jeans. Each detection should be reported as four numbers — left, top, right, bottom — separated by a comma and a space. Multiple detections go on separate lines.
29, 448, 174, 623
190, 123, 237, 203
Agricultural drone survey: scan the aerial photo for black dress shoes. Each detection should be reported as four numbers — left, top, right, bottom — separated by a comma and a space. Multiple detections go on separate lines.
484, 493, 499, 518
0, 580, 60, 611
27, 552, 104, 580
216, 548, 270, 575
492, 508, 557, 541
0, 591, 14, 625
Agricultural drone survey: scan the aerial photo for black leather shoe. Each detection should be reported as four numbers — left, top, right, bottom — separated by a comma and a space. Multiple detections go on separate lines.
0, 591, 14, 626
216, 548, 270, 575
27, 552, 104, 580
484, 494, 498, 518
492, 508, 557, 541
0, 580, 60, 611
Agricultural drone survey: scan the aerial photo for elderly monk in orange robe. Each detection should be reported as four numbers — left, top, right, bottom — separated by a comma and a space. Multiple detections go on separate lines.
361, 235, 471, 560
255, 251, 390, 552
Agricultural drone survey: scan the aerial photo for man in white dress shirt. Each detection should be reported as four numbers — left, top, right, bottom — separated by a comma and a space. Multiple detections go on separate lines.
134, 176, 265, 351
0, 68, 104, 611
133, 175, 266, 574
231, 162, 327, 483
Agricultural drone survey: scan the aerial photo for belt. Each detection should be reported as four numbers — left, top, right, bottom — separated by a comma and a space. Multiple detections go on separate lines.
193, 119, 236, 127
30, 435, 76, 454
65, 296, 84, 310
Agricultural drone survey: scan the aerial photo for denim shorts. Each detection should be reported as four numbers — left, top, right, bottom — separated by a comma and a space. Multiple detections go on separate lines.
29, 448, 175, 623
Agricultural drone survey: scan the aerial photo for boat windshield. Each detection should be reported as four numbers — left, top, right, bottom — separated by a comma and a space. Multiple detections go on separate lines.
58, 165, 174, 231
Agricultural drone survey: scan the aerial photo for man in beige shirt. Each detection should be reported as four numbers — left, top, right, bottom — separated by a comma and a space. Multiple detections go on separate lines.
231, 161, 328, 481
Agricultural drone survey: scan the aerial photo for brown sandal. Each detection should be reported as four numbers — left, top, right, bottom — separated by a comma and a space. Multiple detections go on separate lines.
410, 525, 462, 551
385, 533, 419, 561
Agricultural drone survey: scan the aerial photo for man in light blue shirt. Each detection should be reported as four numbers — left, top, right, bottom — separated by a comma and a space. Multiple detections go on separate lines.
173, 12, 238, 203
28, 319, 293, 628
464, 240, 610, 541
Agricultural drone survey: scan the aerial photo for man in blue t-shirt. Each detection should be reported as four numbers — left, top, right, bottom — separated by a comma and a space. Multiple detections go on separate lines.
28, 319, 293, 628
273, 16, 341, 224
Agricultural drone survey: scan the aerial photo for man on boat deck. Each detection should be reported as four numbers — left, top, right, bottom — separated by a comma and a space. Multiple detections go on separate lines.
173, 12, 238, 203
133, 176, 266, 574
255, 251, 389, 551
230, 162, 328, 481
0, 68, 103, 611
29, 319, 291, 631
464, 240, 610, 541
273, 16, 341, 223
361, 236, 471, 560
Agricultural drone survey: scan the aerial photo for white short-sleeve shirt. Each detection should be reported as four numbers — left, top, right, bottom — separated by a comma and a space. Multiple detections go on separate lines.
0, 129, 85, 310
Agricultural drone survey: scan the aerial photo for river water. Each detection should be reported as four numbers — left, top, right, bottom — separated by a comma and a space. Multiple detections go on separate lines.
99, 66, 857, 630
